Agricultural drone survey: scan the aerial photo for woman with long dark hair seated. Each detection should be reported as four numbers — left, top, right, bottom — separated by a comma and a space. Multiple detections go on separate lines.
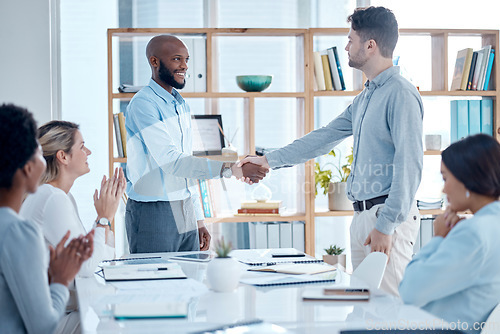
400, 134, 500, 332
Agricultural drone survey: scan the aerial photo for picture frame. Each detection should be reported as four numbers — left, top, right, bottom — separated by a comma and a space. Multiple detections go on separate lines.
191, 115, 225, 156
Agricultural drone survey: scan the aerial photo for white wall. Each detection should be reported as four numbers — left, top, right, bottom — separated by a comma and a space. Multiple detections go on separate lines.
0, 0, 56, 125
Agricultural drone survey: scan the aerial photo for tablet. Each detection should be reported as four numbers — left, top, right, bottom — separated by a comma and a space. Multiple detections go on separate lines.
170, 253, 212, 262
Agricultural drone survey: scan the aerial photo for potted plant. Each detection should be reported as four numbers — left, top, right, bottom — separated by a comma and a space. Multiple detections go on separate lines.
206, 237, 241, 292
323, 244, 346, 267
314, 148, 353, 211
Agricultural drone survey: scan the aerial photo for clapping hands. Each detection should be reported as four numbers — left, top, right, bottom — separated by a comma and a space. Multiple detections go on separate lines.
93, 167, 126, 222
48, 230, 94, 286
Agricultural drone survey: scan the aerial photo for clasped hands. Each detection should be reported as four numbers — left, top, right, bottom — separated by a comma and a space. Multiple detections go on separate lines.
231, 155, 270, 184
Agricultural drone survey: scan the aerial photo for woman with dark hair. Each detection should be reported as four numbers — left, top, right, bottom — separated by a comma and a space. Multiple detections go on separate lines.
20, 120, 125, 333
400, 134, 500, 333
0, 103, 93, 333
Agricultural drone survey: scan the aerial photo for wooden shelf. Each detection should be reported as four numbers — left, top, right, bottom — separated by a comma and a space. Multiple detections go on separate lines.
112, 92, 307, 100
315, 209, 444, 217
206, 214, 307, 224
424, 150, 442, 156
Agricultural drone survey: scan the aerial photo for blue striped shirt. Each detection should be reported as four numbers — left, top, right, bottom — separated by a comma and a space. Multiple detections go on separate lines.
125, 79, 223, 221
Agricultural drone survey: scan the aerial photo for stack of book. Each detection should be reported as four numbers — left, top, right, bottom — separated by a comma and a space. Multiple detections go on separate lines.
118, 84, 144, 93
450, 99, 493, 143
237, 200, 283, 216
417, 199, 443, 210
113, 112, 127, 158
313, 46, 346, 91
450, 46, 495, 91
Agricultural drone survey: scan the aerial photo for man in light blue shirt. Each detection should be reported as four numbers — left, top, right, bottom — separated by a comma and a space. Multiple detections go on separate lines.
125, 35, 268, 253
240, 7, 423, 295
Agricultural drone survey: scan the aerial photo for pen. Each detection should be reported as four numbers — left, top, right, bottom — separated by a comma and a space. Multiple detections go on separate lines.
137, 267, 169, 271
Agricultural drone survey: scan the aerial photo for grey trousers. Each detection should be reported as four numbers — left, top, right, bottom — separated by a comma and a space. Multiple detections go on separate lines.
125, 198, 200, 253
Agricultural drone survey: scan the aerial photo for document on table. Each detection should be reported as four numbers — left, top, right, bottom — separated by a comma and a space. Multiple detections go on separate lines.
232, 248, 322, 266
240, 271, 337, 287
302, 287, 370, 301
101, 261, 187, 281
113, 301, 188, 319
249, 263, 336, 275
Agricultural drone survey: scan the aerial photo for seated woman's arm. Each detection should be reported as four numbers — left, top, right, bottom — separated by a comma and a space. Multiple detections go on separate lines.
2, 221, 68, 334
399, 216, 483, 306
43, 192, 112, 277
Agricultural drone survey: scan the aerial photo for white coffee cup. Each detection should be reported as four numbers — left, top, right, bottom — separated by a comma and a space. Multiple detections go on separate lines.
425, 134, 442, 151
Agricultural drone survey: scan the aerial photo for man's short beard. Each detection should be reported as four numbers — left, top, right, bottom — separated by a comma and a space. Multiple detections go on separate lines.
158, 60, 185, 90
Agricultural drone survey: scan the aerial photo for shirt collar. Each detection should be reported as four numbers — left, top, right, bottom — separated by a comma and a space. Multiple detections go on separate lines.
148, 78, 185, 105
364, 66, 400, 89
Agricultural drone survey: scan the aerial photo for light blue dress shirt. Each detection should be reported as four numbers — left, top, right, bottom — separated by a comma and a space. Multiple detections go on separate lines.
125, 79, 223, 221
0, 207, 69, 334
266, 66, 424, 234
400, 201, 500, 333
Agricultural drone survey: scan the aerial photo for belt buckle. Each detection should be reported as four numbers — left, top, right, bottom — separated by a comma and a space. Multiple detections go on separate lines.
362, 200, 367, 211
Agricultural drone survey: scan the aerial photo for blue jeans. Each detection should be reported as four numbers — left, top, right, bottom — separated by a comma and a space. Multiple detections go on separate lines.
125, 198, 200, 253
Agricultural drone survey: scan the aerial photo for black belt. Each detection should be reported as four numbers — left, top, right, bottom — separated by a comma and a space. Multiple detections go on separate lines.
353, 195, 388, 212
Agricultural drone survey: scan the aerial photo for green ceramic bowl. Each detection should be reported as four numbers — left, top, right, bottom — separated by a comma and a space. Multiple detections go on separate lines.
236, 75, 273, 92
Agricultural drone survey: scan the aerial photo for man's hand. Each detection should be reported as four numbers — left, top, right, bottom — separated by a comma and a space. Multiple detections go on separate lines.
364, 228, 393, 256
236, 156, 270, 184
198, 220, 211, 251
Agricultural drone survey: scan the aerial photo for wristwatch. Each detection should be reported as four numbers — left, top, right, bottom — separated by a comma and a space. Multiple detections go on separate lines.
221, 162, 233, 178
96, 218, 111, 228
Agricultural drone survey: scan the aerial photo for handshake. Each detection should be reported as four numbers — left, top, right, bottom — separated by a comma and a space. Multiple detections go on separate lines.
231, 155, 270, 184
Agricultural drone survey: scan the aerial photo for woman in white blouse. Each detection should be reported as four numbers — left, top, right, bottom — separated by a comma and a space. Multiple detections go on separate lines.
21, 120, 126, 275
20, 120, 125, 333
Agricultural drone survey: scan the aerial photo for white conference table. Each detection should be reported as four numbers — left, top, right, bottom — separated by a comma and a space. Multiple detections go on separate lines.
76, 249, 443, 334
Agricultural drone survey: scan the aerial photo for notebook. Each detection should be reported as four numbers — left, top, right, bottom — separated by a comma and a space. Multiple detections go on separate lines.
240, 271, 337, 287
302, 287, 370, 301
113, 302, 187, 319
249, 263, 336, 275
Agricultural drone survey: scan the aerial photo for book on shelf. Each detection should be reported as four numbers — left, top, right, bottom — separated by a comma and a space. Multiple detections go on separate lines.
483, 49, 495, 91
178, 37, 207, 93
481, 99, 494, 135
313, 51, 326, 91
237, 208, 280, 214
240, 200, 282, 209
113, 114, 124, 158
477, 45, 492, 90
321, 53, 334, 91
117, 112, 127, 157
468, 100, 481, 135
118, 83, 144, 93
466, 51, 478, 90
330, 46, 346, 90
450, 48, 473, 91
450, 99, 494, 143
327, 47, 342, 91
198, 179, 213, 218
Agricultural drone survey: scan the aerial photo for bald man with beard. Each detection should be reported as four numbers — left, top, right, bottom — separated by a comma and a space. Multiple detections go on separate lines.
124, 35, 268, 253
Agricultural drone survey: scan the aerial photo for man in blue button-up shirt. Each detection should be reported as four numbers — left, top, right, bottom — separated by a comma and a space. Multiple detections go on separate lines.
125, 35, 268, 253
239, 7, 423, 296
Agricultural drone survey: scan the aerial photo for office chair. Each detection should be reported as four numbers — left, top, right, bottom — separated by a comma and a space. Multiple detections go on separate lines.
352, 252, 388, 289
